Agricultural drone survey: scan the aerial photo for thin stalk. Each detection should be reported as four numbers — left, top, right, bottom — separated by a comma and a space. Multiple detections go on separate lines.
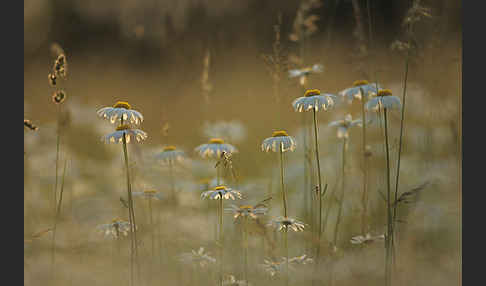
284, 228, 289, 286
279, 146, 287, 217
50, 157, 67, 283
149, 197, 155, 270
219, 197, 224, 286
169, 159, 176, 203
122, 131, 140, 286
53, 104, 61, 214
243, 216, 249, 286
312, 108, 325, 286
217, 162, 221, 185
392, 26, 412, 260
360, 88, 369, 235
333, 138, 347, 246
384, 108, 393, 286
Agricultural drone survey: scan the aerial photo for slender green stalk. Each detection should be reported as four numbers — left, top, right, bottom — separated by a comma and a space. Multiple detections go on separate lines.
243, 216, 249, 286
392, 24, 412, 262
53, 104, 61, 214
169, 159, 176, 203
279, 146, 287, 217
219, 197, 224, 286
383, 108, 393, 286
50, 157, 67, 283
360, 88, 369, 235
311, 108, 326, 286
284, 228, 289, 286
333, 138, 347, 246
121, 129, 140, 286
149, 197, 155, 276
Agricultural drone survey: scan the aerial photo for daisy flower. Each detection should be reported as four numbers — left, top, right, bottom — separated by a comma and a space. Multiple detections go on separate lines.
267, 216, 306, 232
366, 89, 402, 111
179, 247, 217, 268
97, 101, 144, 125
102, 124, 148, 144
225, 204, 268, 220
195, 138, 238, 159
201, 185, 242, 200
96, 218, 133, 239
291, 89, 335, 112
261, 130, 297, 153
339, 80, 381, 103
328, 114, 362, 139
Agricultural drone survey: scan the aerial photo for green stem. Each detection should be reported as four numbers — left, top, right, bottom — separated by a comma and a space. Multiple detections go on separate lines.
54, 104, 61, 214
384, 108, 393, 286
284, 228, 289, 286
333, 138, 347, 246
219, 197, 224, 286
360, 88, 369, 235
122, 132, 139, 286
243, 216, 248, 286
279, 146, 287, 217
50, 157, 67, 283
392, 29, 411, 261
169, 159, 176, 203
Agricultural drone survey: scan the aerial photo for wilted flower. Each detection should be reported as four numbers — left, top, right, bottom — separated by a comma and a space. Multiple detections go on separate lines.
223, 275, 251, 286
225, 204, 268, 220
292, 89, 335, 112
97, 101, 144, 125
267, 216, 306, 232
366, 89, 402, 111
96, 218, 133, 239
288, 64, 324, 86
203, 120, 247, 143
328, 114, 362, 139
287, 254, 313, 265
101, 124, 148, 144
261, 258, 286, 277
201, 185, 242, 200
261, 130, 297, 152
179, 247, 217, 268
24, 119, 38, 131
155, 145, 186, 164
132, 189, 163, 200
195, 138, 238, 159
339, 80, 382, 103
350, 233, 385, 245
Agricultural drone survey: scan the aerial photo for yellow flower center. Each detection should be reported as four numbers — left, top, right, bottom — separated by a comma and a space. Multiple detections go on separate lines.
116, 124, 130, 131
304, 89, 321, 97
353, 80, 369, 86
144, 190, 157, 194
272, 130, 289, 137
209, 138, 224, 144
377, 89, 393, 97
214, 186, 227, 191
163, 145, 177, 151
112, 217, 122, 223
113, 101, 131, 109
240, 205, 253, 210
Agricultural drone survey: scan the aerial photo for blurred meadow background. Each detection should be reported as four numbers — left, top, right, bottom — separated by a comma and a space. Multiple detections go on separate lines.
24, 0, 461, 286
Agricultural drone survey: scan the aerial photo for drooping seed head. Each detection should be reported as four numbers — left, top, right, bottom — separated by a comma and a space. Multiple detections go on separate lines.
48, 73, 57, 86
304, 89, 321, 97
52, 90, 66, 104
